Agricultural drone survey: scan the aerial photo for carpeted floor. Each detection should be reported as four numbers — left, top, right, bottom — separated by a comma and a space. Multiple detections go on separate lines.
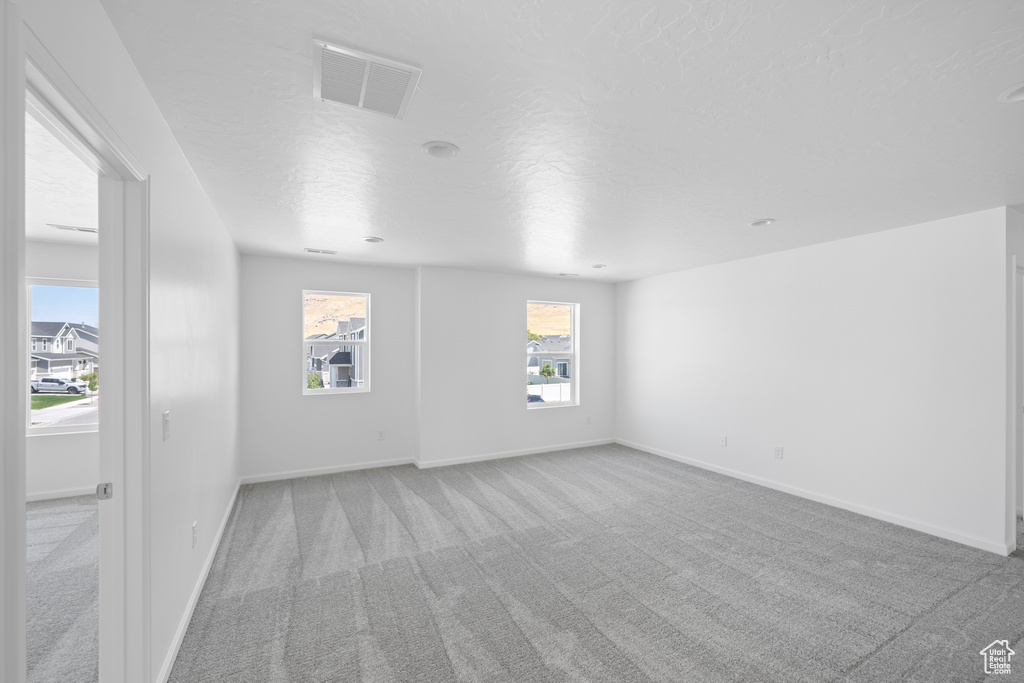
25, 495, 98, 683
168, 444, 1024, 683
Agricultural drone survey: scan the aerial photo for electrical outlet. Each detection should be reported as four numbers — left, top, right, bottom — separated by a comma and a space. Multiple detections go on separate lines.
162, 411, 171, 441
191, 521, 197, 548
378, 430, 385, 441
720, 436, 728, 447
774, 446, 784, 459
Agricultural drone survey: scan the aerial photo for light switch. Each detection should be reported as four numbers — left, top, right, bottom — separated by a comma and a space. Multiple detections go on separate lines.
163, 411, 171, 441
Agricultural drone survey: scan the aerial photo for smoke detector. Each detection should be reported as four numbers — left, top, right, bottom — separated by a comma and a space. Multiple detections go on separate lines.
313, 39, 421, 119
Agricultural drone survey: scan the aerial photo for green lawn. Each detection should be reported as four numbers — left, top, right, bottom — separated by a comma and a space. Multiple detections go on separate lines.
31, 394, 86, 410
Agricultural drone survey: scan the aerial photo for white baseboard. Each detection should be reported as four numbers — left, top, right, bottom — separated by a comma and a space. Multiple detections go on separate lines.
25, 486, 94, 502
616, 438, 1013, 557
416, 438, 614, 469
156, 478, 241, 683
240, 457, 415, 485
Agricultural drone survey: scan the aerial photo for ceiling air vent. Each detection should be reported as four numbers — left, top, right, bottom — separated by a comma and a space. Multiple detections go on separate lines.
304, 247, 337, 255
313, 40, 421, 119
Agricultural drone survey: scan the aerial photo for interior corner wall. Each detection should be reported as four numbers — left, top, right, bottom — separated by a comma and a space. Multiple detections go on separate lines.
22, 2, 242, 680
239, 256, 418, 479
417, 267, 616, 467
25, 241, 100, 499
615, 208, 1011, 554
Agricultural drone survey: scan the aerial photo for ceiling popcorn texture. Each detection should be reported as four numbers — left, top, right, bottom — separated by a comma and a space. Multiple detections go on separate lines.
98, 0, 1024, 281
25, 114, 98, 245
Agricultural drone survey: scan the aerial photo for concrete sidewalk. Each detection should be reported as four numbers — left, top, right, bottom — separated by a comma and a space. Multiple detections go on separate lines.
30, 393, 99, 428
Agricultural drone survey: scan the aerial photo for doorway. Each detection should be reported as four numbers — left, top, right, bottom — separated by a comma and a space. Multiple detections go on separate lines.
2, 9, 151, 683
23, 98, 102, 681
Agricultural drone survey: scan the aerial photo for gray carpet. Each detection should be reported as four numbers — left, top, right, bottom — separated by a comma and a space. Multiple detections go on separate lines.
170, 445, 1024, 682
25, 495, 99, 683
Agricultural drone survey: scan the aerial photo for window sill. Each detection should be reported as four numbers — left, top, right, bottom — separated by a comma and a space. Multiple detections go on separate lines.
527, 401, 579, 410
28, 426, 98, 437
302, 387, 370, 396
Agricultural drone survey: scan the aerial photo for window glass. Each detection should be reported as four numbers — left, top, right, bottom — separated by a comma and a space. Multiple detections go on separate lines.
303, 291, 370, 393
29, 284, 99, 430
526, 301, 577, 407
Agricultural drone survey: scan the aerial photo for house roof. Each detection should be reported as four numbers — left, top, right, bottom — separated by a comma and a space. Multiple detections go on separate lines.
31, 352, 96, 361
328, 350, 352, 365
307, 343, 337, 359
527, 335, 573, 353
31, 321, 100, 338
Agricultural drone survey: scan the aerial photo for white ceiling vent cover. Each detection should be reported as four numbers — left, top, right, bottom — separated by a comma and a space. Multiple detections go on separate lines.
313, 40, 421, 119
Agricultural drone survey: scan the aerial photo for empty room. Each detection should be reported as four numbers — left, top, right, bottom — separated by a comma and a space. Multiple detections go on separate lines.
2, 1, 1024, 682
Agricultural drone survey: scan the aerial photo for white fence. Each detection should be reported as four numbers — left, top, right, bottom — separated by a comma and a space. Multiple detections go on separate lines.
527, 383, 571, 403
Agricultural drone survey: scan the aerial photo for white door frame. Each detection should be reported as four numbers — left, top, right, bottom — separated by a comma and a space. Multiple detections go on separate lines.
1, 5, 28, 683
1014, 263, 1024, 541
2, 6, 151, 683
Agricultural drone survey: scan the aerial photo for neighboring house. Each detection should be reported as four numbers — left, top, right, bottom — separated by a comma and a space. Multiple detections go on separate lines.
30, 321, 99, 380
527, 335, 572, 380
304, 317, 366, 388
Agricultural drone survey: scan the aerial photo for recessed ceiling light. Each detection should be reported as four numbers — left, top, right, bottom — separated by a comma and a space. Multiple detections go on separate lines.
592, 264, 606, 269
749, 218, 775, 227
998, 82, 1024, 103
363, 236, 384, 243
304, 247, 337, 255
48, 223, 98, 234
421, 141, 460, 158
557, 273, 579, 277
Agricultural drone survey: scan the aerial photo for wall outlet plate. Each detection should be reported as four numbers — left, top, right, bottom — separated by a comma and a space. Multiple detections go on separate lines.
774, 446, 784, 459
720, 436, 728, 447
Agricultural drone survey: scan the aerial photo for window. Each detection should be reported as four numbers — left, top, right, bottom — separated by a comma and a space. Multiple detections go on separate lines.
302, 290, 369, 394
28, 282, 100, 433
526, 301, 578, 408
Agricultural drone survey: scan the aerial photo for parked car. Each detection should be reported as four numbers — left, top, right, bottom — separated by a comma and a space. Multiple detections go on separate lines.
527, 394, 545, 403
30, 377, 88, 395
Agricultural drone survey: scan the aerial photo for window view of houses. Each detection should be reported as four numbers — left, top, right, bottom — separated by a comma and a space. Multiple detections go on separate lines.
527, 301, 575, 406
29, 285, 99, 428
303, 291, 369, 392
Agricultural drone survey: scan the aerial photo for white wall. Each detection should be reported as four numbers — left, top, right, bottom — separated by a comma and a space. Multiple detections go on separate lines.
238, 260, 617, 475
25, 241, 100, 500
21, 3, 241, 681
418, 267, 616, 467
26, 241, 99, 282
240, 256, 418, 479
616, 208, 1013, 554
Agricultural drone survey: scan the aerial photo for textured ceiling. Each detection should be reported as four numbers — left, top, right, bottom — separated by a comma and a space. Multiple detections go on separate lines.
25, 113, 98, 246
97, 0, 1024, 281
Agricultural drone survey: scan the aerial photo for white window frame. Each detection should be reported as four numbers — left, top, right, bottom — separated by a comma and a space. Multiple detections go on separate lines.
26, 277, 99, 435
526, 300, 579, 410
301, 289, 370, 395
